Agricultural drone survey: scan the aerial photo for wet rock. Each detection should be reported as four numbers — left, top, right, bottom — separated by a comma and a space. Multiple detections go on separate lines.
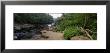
14, 24, 43, 40
41, 35, 49, 39
14, 32, 26, 40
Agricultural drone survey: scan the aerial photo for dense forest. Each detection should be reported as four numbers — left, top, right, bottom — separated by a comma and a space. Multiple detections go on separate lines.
14, 13, 53, 25
14, 13, 97, 40
54, 13, 97, 40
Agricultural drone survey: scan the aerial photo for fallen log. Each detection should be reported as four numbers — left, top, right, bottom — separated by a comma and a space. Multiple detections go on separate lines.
85, 29, 97, 34
80, 27, 93, 40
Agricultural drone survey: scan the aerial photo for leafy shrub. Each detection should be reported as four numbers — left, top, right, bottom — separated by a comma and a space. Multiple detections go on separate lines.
64, 27, 82, 40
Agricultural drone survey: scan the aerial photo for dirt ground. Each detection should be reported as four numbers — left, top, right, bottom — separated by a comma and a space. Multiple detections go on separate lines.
30, 30, 64, 40
30, 30, 90, 40
41, 30, 64, 40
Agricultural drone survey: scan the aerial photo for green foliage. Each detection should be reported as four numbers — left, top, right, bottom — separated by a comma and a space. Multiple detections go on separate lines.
64, 27, 83, 40
64, 27, 80, 40
92, 33, 97, 40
